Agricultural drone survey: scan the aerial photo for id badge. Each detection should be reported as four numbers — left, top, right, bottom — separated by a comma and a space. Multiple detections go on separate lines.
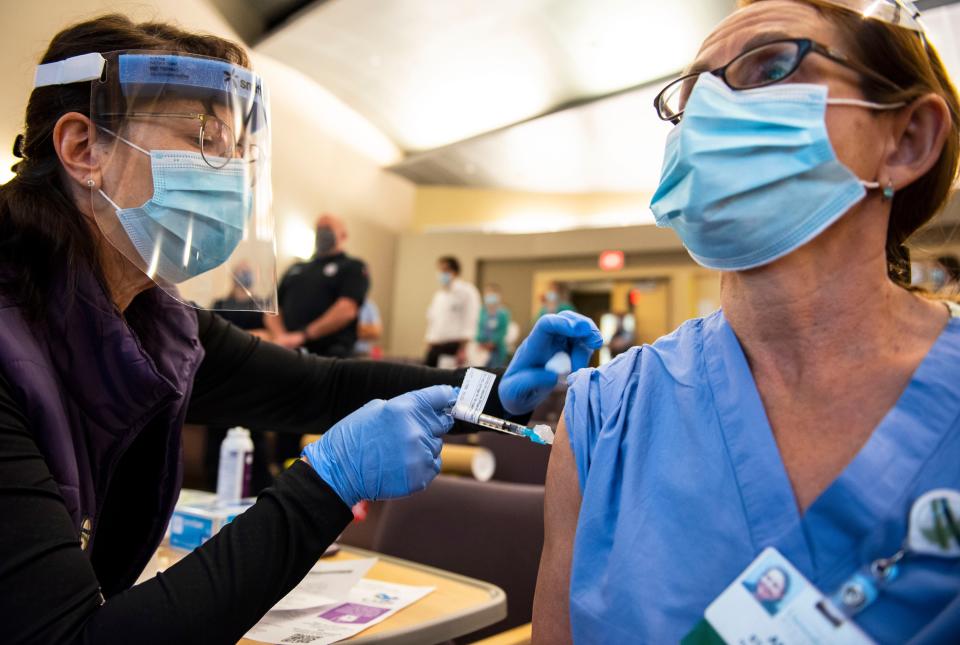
690, 548, 875, 645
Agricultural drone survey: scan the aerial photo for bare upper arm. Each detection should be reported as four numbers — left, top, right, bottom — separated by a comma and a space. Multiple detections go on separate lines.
532, 410, 581, 645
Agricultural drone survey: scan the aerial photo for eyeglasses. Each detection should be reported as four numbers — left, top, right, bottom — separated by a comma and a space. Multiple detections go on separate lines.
103, 112, 260, 169
653, 38, 903, 124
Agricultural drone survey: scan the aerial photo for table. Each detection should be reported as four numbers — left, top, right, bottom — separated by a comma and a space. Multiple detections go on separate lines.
154, 544, 507, 644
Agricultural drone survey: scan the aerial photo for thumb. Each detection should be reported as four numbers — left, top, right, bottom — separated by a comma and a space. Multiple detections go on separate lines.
569, 342, 596, 372
518, 368, 563, 392
410, 384, 458, 411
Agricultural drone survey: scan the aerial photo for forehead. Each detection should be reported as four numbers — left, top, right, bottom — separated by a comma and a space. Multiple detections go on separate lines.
695, 1, 842, 69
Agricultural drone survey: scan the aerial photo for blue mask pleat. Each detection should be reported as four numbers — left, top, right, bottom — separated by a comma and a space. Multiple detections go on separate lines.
650, 74, 867, 271
111, 150, 251, 283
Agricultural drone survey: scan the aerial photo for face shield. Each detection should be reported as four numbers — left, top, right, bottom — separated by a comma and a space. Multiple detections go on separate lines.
34, 50, 277, 313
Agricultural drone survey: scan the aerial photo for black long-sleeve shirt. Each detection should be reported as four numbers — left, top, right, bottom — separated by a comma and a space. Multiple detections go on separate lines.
0, 311, 516, 644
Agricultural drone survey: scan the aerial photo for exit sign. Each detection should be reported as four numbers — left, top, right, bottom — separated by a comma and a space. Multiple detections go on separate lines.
599, 250, 625, 271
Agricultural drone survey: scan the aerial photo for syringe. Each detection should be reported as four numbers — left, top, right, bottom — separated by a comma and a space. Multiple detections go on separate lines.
446, 408, 555, 445
475, 413, 531, 438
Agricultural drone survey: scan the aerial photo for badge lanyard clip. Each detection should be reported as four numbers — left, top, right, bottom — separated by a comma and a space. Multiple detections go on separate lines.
832, 488, 960, 618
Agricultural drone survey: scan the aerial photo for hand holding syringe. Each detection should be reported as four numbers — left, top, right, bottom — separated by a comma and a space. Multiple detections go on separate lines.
447, 364, 565, 446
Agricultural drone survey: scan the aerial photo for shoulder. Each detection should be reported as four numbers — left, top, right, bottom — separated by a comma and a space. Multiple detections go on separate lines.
567, 314, 709, 403
454, 280, 480, 297
564, 315, 713, 487
342, 255, 367, 269
281, 262, 309, 280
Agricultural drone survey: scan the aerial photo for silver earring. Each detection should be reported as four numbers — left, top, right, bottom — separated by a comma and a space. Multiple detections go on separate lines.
85, 178, 95, 188
882, 180, 895, 201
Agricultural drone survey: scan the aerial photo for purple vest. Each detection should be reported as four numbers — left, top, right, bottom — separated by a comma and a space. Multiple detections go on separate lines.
0, 266, 204, 592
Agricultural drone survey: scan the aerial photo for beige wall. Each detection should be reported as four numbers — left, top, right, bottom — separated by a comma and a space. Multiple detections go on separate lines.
0, 0, 414, 335
413, 185, 654, 232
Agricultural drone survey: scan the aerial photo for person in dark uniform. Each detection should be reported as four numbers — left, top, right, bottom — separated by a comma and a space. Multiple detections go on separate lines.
265, 213, 368, 358
265, 213, 370, 463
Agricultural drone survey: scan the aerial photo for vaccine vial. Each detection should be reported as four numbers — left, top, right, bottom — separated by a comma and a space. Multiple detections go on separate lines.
216, 427, 254, 503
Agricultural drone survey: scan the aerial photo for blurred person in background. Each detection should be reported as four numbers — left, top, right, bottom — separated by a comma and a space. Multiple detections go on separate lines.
536, 281, 576, 319
266, 213, 369, 464
353, 298, 384, 358
424, 255, 481, 368
265, 213, 368, 357
932, 253, 960, 294
211, 260, 270, 336
477, 283, 512, 368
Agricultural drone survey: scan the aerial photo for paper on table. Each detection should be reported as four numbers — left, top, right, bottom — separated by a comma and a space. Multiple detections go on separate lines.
270, 558, 376, 612
245, 579, 434, 645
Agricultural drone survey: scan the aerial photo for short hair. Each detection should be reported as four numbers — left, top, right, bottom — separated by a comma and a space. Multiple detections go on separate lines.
438, 256, 461, 275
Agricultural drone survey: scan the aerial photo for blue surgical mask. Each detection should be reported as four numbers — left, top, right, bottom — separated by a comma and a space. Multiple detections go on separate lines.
484, 293, 500, 306
438, 271, 453, 286
99, 133, 251, 283
650, 74, 900, 271
236, 269, 254, 289
931, 267, 948, 290
315, 226, 337, 257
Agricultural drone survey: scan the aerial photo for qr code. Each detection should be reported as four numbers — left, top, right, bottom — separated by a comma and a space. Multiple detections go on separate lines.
281, 633, 321, 643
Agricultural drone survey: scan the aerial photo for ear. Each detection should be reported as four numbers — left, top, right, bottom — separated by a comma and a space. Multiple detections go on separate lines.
52, 112, 100, 191
882, 93, 951, 190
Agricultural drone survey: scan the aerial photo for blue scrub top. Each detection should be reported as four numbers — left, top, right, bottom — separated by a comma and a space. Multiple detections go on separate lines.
565, 309, 960, 644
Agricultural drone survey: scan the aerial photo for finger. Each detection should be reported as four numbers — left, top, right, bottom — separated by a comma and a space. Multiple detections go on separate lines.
411, 384, 458, 410
426, 434, 443, 457
433, 454, 442, 474
530, 315, 602, 352
557, 312, 604, 348
518, 368, 562, 391
570, 342, 596, 372
426, 409, 454, 437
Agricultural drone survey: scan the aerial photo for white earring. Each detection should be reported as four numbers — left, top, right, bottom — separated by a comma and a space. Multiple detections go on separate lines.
86, 178, 95, 188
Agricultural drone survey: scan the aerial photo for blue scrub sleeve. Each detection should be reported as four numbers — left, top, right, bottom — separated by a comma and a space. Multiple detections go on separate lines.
564, 369, 602, 494
563, 348, 642, 494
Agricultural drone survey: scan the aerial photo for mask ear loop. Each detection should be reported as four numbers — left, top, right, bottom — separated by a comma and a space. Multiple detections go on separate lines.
93, 126, 151, 210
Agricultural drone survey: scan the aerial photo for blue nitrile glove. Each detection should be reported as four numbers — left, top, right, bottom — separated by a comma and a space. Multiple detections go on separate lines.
302, 385, 457, 507
499, 311, 603, 416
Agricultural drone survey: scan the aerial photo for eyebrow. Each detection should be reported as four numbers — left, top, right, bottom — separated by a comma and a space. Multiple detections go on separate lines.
687, 30, 796, 74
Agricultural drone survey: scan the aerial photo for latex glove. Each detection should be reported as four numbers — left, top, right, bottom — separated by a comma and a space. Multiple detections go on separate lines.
499, 311, 603, 415
302, 385, 457, 507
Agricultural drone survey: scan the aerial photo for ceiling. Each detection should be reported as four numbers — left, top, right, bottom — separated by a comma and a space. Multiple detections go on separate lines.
235, 0, 960, 193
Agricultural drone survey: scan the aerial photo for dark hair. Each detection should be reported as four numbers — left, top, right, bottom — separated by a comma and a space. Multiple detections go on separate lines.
438, 256, 461, 275
740, 0, 960, 287
0, 14, 249, 321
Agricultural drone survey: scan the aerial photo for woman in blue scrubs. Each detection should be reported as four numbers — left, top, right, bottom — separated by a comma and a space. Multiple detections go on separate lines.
532, 1, 960, 643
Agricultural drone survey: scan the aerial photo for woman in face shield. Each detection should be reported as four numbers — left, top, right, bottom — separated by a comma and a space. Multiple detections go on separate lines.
0, 15, 602, 644
535, 1, 960, 643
